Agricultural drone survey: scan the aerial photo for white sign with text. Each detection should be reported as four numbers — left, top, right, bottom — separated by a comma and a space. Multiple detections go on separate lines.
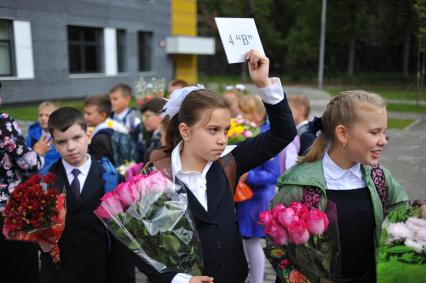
215, 17, 265, 64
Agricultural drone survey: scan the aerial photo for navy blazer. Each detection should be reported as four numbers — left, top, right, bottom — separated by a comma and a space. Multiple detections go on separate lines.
39, 158, 110, 283
135, 98, 297, 283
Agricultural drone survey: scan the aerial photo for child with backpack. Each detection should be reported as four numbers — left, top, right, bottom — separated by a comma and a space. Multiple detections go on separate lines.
84, 95, 138, 167
138, 50, 296, 283
109, 83, 144, 160
271, 90, 408, 282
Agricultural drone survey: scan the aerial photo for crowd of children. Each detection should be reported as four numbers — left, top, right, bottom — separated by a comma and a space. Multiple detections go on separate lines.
0, 49, 418, 283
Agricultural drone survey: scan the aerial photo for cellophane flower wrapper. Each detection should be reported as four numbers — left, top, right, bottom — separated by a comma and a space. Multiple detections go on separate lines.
377, 200, 426, 283
227, 116, 260, 145
94, 167, 203, 275
2, 173, 66, 263
263, 201, 341, 283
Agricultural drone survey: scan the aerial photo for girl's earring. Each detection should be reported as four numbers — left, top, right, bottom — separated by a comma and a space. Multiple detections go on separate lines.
342, 142, 347, 147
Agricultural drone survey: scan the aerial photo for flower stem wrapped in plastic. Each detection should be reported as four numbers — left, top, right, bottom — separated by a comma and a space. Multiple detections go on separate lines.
262, 201, 340, 283
94, 167, 203, 275
377, 200, 426, 283
2, 173, 66, 264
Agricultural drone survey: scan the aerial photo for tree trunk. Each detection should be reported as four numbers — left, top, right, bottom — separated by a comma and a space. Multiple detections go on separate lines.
403, 31, 411, 78
347, 36, 356, 76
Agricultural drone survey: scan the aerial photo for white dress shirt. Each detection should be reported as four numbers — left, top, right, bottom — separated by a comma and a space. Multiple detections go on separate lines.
296, 120, 309, 130
322, 152, 365, 190
170, 78, 286, 283
62, 154, 92, 192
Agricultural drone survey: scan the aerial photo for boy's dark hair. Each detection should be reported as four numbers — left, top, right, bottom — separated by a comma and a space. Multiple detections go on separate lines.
84, 95, 112, 114
109, 83, 132, 97
140, 97, 166, 114
48, 107, 87, 135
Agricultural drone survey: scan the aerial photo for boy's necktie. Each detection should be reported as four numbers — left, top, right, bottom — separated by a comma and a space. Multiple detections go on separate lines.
71, 168, 81, 200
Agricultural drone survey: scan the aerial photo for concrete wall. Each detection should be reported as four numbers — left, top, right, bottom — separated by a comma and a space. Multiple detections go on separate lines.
0, 0, 172, 104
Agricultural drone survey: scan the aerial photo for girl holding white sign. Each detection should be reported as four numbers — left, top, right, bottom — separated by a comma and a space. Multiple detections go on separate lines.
134, 50, 296, 283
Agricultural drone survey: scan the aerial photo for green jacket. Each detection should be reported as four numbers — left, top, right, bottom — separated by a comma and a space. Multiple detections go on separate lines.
272, 159, 408, 247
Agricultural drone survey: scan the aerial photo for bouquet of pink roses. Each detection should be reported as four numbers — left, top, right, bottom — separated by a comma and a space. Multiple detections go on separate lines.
261, 201, 340, 283
94, 168, 203, 275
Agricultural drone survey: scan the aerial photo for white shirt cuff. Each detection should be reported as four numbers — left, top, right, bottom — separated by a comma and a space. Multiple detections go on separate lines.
255, 77, 285, 105
171, 273, 192, 283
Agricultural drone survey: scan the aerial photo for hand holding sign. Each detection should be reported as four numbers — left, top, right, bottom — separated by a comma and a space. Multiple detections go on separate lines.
215, 17, 265, 64
246, 50, 271, 88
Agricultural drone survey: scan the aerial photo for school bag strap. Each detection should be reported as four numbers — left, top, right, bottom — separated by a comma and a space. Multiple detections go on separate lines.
301, 186, 322, 209
148, 147, 172, 170
149, 148, 238, 194
370, 164, 388, 215
218, 153, 237, 194
97, 157, 120, 194
301, 164, 388, 214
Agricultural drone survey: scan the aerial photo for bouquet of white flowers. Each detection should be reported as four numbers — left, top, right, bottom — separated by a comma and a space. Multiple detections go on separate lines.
377, 200, 426, 283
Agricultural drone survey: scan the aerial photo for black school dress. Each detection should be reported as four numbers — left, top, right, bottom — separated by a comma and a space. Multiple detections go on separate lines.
326, 187, 376, 283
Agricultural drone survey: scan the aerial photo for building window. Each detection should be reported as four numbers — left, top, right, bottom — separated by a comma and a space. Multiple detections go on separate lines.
138, 31, 153, 71
117, 29, 126, 72
0, 20, 14, 76
68, 26, 102, 73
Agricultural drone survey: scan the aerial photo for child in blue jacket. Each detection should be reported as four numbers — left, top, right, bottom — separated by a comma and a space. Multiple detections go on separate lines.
26, 101, 60, 174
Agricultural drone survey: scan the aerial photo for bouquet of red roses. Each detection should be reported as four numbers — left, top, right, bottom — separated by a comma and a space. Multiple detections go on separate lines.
2, 173, 66, 263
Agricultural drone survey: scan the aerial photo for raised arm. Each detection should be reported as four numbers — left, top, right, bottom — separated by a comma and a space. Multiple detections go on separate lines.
232, 50, 297, 177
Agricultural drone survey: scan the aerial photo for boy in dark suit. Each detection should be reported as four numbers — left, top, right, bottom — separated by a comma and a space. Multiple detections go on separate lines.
39, 107, 110, 283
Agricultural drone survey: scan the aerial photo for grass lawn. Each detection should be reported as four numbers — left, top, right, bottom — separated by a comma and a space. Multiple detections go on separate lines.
2, 100, 84, 121
387, 103, 426, 113
325, 87, 425, 101
388, 118, 415, 129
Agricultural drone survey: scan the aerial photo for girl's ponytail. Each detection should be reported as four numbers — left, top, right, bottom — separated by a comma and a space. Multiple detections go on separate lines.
298, 90, 385, 164
299, 133, 327, 164
164, 114, 181, 153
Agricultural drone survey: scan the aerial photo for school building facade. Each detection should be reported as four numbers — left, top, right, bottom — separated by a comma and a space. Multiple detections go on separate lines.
0, 0, 214, 104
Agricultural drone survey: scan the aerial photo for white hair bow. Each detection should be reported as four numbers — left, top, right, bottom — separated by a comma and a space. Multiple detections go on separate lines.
161, 84, 204, 118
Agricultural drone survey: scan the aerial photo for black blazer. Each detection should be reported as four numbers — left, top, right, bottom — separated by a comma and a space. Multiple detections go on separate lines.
39, 158, 110, 283
135, 98, 297, 283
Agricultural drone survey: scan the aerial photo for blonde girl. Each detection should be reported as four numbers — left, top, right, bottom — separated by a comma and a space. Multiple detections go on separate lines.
237, 94, 281, 283
138, 50, 297, 283
272, 90, 408, 282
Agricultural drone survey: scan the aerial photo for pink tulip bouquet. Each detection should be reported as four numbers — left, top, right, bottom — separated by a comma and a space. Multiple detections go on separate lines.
261, 201, 340, 283
94, 168, 203, 275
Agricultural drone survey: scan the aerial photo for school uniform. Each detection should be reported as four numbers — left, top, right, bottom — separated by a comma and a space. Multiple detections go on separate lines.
272, 152, 408, 282
135, 78, 297, 283
39, 155, 110, 283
